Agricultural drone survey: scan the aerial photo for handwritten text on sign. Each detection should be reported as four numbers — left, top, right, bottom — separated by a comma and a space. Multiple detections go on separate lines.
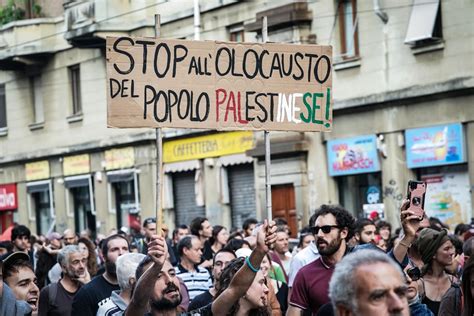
107, 37, 332, 132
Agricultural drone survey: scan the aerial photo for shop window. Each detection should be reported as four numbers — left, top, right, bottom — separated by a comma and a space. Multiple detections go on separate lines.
405, 0, 443, 48
69, 64, 82, 116
26, 180, 55, 235
29, 76, 44, 130
338, 173, 382, 218
0, 84, 7, 135
338, 0, 359, 59
64, 175, 96, 236
107, 170, 140, 230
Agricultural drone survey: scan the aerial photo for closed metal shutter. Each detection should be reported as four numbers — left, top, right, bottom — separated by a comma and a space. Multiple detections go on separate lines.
173, 171, 205, 226
228, 164, 256, 229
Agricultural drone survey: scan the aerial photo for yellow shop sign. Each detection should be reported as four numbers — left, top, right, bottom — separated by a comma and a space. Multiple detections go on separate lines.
164, 131, 254, 163
25, 160, 50, 181
63, 154, 90, 176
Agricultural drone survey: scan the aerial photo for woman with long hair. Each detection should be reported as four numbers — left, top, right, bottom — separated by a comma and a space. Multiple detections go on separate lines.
260, 254, 288, 314
77, 237, 98, 277
416, 228, 456, 315
212, 220, 277, 316
210, 225, 229, 255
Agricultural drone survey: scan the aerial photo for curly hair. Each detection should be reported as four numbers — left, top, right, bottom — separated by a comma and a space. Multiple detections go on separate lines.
313, 204, 356, 241
78, 237, 98, 277
214, 257, 270, 316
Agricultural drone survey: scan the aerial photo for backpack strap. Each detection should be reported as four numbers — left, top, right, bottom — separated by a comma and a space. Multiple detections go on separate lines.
48, 282, 59, 307
451, 283, 461, 315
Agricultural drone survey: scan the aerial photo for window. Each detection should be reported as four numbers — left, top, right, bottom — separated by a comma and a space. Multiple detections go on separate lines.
69, 65, 82, 115
106, 169, 140, 229
26, 180, 55, 235
405, 0, 442, 48
229, 25, 245, 42
64, 175, 96, 237
338, 173, 382, 218
338, 0, 359, 59
30, 76, 44, 128
0, 84, 6, 133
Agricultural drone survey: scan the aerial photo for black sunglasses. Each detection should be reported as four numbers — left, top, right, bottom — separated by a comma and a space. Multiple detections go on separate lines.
406, 266, 421, 281
310, 225, 340, 235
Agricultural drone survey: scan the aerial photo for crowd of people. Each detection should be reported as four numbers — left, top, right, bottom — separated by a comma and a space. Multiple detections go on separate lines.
0, 200, 473, 316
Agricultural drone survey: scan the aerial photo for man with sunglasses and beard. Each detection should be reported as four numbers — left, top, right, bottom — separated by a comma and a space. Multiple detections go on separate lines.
72, 234, 129, 316
125, 234, 182, 316
287, 204, 355, 315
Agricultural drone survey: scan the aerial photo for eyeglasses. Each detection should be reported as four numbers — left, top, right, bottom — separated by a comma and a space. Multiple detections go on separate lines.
406, 266, 421, 281
310, 225, 341, 235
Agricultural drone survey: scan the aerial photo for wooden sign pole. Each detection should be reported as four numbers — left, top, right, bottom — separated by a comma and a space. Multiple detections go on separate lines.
262, 16, 272, 222
154, 14, 164, 234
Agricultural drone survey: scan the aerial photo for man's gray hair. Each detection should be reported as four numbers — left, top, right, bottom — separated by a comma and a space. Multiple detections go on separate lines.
329, 249, 404, 314
116, 253, 146, 291
57, 245, 82, 268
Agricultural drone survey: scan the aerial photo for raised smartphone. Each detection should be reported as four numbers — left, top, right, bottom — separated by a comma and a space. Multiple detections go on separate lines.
407, 180, 426, 221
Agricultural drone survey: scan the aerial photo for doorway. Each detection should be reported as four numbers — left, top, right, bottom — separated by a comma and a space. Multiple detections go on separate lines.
272, 184, 297, 238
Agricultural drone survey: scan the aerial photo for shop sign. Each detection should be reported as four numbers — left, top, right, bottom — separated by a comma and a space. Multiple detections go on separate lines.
363, 203, 384, 219
25, 160, 50, 181
63, 154, 90, 176
326, 135, 380, 176
164, 131, 255, 163
0, 184, 17, 211
105, 147, 135, 170
423, 172, 472, 231
366, 186, 381, 204
405, 123, 465, 168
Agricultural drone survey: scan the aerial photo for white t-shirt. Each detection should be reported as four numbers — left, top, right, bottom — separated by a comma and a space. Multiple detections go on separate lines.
288, 241, 319, 287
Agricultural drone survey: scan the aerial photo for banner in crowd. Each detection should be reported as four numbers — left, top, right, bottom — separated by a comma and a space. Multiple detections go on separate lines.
106, 37, 332, 132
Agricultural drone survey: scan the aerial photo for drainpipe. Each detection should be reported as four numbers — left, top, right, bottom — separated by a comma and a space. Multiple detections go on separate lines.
373, 0, 389, 24
194, 0, 200, 40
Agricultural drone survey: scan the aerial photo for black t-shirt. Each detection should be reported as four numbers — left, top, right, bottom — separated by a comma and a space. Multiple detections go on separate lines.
71, 275, 119, 316
188, 290, 213, 311
38, 280, 79, 316
186, 303, 213, 316
202, 240, 213, 262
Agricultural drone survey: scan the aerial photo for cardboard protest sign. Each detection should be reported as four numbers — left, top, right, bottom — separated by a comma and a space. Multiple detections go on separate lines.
106, 37, 332, 132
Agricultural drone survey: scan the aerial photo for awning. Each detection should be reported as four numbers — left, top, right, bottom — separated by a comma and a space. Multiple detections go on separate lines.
107, 171, 134, 183
405, 0, 440, 44
217, 154, 254, 167
64, 176, 90, 188
164, 160, 200, 173
26, 181, 50, 193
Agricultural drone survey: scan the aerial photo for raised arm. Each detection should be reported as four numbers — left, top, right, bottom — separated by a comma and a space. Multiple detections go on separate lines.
212, 220, 276, 315
125, 234, 167, 316
392, 199, 421, 265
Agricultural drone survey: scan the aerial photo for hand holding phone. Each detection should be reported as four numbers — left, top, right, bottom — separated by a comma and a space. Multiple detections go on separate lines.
407, 180, 426, 221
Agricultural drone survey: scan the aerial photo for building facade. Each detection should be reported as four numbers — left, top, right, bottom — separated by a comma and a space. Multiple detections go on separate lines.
0, 0, 472, 236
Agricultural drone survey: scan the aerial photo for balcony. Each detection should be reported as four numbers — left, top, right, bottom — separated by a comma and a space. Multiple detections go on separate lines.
0, 16, 70, 70
63, 0, 158, 48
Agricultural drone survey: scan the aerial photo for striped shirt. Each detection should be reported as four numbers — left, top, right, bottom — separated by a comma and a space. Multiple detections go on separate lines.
175, 264, 212, 302
96, 290, 127, 316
